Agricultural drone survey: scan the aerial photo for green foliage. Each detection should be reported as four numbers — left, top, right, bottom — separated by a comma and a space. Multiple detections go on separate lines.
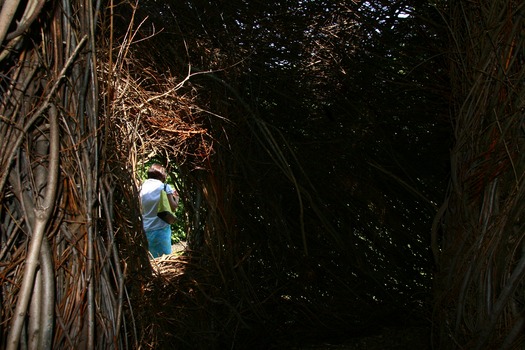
170, 201, 186, 243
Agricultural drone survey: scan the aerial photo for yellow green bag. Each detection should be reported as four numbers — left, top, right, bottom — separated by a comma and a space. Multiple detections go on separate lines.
157, 186, 176, 224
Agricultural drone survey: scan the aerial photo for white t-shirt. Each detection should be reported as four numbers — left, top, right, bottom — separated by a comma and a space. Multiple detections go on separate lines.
140, 179, 174, 231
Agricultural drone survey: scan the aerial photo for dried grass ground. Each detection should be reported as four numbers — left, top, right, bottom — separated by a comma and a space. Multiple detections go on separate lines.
293, 326, 430, 350
147, 244, 431, 350
171, 242, 187, 254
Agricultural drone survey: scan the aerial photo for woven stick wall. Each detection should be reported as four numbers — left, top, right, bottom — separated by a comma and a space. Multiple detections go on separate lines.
0, 1, 155, 348
433, 1, 525, 348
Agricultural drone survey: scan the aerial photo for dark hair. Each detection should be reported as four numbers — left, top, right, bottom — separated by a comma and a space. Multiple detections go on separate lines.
147, 163, 167, 181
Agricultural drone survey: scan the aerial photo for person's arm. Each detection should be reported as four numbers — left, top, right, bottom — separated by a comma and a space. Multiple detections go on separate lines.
167, 191, 179, 212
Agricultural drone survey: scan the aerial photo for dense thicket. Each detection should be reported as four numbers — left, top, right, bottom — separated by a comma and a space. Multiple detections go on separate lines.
118, 0, 451, 347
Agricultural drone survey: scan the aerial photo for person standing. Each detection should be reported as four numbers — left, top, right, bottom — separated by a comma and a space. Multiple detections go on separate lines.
140, 163, 179, 258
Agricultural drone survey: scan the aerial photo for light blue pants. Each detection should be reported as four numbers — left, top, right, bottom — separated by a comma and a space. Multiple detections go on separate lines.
145, 226, 172, 258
